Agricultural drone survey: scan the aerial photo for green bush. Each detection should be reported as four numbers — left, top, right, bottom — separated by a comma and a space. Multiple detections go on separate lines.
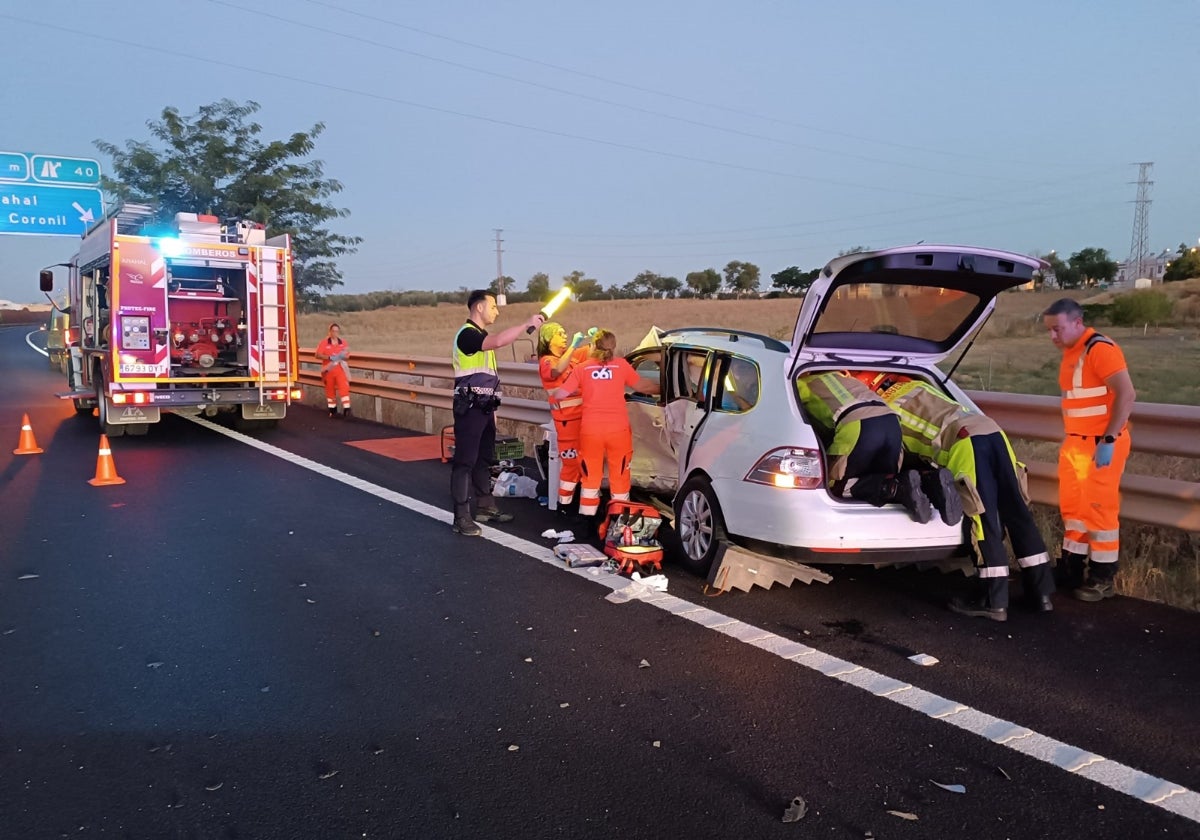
1109, 290, 1174, 326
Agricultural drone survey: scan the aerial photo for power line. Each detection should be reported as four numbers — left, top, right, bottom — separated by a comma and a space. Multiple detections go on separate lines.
294, 0, 1093, 169
202, 0, 1035, 185
0, 12, 1016, 204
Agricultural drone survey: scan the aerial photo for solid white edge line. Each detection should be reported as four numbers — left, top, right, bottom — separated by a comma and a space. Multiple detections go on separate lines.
25, 330, 49, 357
187, 414, 1200, 824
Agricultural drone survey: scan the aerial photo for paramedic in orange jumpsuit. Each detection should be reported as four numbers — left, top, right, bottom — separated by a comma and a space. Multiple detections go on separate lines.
537, 322, 591, 510
1043, 298, 1136, 602
551, 330, 660, 518
315, 323, 352, 417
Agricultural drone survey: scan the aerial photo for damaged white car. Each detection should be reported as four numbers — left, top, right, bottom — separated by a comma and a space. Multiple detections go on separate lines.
624, 244, 1044, 579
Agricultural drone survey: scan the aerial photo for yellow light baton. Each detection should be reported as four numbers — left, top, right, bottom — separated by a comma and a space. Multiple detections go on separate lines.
527, 285, 573, 333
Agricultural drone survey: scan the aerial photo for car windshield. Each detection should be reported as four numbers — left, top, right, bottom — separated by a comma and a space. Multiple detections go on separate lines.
810, 283, 981, 346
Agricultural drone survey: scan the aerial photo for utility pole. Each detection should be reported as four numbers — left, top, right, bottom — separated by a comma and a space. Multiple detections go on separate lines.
1127, 162, 1153, 285
493, 228, 505, 304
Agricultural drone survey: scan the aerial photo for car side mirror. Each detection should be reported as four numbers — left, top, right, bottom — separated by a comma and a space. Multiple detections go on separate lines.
39, 270, 53, 292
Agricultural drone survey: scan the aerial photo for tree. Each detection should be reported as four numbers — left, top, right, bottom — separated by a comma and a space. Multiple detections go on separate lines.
838, 245, 870, 257
1044, 252, 1081, 289
525, 272, 551, 301
1068, 247, 1118, 287
626, 270, 662, 298
489, 276, 517, 297
1164, 249, 1200, 282
723, 261, 761, 297
685, 268, 721, 297
771, 265, 819, 295
95, 99, 361, 301
651, 274, 681, 298
562, 270, 603, 301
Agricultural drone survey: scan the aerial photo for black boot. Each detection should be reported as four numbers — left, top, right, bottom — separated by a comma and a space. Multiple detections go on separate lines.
329, 408, 338, 418
1054, 550, 1086, 590
886, 470, 933, 524
921, 467, 963, 527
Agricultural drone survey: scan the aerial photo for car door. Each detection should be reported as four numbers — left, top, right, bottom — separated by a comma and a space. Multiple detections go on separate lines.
625, 347, 678, 493
661, 348, 716, 479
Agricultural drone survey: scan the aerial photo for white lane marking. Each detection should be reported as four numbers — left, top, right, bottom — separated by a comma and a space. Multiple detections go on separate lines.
187, 415, 1200, 824
25, 330, 49, 357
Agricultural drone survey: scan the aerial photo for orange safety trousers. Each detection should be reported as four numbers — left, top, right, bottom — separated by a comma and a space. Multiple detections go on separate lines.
577, 423, 632, 517
323, 365, 351, 409
1057, 433, 1130, 567
555, 416, 583, 507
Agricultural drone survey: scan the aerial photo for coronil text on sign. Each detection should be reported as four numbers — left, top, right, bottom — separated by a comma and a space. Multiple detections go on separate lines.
0, 183, 105, 236
0, 149, 106, 237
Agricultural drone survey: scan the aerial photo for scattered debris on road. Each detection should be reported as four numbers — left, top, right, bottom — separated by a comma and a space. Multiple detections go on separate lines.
782, 795, 808, 823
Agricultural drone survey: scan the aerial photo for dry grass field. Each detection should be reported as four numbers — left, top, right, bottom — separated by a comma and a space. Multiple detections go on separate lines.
302, 283, 1200, 611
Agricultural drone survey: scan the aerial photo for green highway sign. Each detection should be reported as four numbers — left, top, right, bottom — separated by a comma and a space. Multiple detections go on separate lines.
0, 150, 103, 187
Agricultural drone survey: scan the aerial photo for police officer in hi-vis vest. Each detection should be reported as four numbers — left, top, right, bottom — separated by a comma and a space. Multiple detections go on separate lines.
450, 291, 546, 537
1043, 298, 1137, 602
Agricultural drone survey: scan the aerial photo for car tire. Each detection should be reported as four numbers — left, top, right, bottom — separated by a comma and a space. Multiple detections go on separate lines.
674, 476, 726, 577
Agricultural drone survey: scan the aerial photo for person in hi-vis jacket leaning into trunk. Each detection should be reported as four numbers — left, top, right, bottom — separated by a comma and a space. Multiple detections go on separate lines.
868, 374, 1055, 623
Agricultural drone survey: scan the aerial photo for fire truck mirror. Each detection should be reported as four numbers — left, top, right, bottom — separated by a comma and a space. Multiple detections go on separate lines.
39, 270, 53, 292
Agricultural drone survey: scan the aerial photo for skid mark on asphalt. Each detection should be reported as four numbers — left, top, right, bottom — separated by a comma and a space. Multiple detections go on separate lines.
190, 415, 1200, 824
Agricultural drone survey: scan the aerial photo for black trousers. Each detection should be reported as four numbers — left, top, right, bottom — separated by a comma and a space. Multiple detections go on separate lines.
841, 414, 903, 505
450, 407, 496, 518
969, 432, 1054, 609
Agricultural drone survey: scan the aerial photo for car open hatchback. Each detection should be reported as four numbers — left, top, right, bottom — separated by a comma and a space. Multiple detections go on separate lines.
624, 244, 1044, 576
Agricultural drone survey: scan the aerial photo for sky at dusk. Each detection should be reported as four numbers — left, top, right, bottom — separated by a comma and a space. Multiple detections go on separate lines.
1, 0, 1198, 304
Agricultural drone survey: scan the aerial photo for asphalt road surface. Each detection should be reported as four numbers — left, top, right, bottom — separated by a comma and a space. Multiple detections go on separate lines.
2, 325, 1198, 839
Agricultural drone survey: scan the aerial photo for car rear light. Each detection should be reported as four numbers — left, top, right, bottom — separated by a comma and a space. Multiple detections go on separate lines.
745, 447, 823, 489
113, 393, 126, 404
290, 388, 302, 400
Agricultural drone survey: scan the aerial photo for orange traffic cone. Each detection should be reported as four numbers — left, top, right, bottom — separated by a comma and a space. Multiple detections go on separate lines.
13, 413, 44, 455
88, 434, 126, 486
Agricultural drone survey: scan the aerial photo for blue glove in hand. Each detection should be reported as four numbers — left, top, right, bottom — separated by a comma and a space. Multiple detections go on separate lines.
570, 331, 588, 348
1094, 440, 1115, 468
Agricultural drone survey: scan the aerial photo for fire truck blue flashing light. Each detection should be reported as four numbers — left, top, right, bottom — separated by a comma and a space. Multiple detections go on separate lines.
157, 237, 186, 257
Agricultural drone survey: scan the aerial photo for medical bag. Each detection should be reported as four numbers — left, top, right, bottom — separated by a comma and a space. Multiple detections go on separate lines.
597, 500, 664, 575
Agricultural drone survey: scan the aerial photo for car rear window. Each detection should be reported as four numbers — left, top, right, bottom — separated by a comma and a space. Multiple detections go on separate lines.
813, 283, 980, 344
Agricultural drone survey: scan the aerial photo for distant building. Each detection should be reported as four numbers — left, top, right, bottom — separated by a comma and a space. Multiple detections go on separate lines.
1114, 249, 1172, 287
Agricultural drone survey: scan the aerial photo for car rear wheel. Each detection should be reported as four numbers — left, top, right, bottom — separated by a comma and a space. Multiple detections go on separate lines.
674, 476, 726, 577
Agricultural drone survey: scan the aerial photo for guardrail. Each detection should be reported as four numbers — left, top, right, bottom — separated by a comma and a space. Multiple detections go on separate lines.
299, 351, 1200, 532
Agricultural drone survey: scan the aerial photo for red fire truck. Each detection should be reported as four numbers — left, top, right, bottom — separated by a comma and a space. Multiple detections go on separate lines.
39, 203, 300, 435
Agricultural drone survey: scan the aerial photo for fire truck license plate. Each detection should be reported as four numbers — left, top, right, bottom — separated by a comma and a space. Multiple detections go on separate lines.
242, 403, 286, 420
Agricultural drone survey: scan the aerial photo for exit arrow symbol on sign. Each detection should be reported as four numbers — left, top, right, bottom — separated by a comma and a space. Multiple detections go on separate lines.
72, 201, 95, 224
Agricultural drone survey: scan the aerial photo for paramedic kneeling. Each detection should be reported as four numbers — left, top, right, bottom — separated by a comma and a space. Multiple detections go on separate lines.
450, 291, 546, 537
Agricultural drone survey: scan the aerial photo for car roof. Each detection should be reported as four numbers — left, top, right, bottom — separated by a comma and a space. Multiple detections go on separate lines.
658, 328, 788, 360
